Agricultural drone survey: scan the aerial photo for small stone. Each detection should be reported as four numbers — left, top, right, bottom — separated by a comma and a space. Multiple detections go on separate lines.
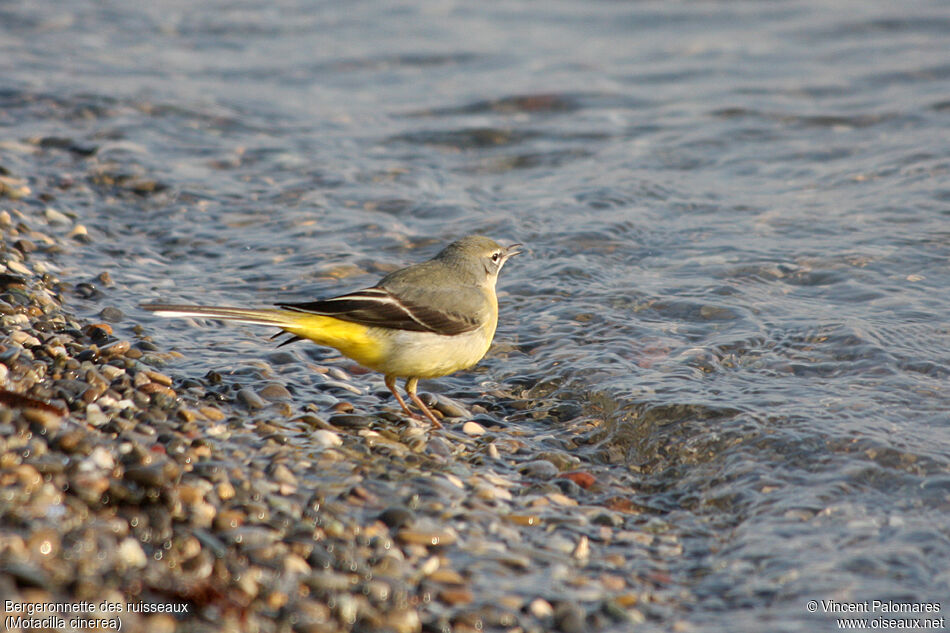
529, 598, 554, 619
428, 568, 465, 584
505, 514, 542, 527
283, 554, 311, 575
258, 382, 292, 401
430, 394, 471, 419
216, 481, 235, 501
0, 175, 30, 198
396, 528, 457, 547
138, 382, 176, 399
68, 224, 89, 240
11, 330, 41, 347
44, 207, 72, 225
22, 407, 64, 433
101, 340, 131, 356
142, 615, 176, 633
329, 414, 372, 429
547, 492, 578, 506
572, 535, 590, 563
118, 538, 147, 569
386, 608, 421, 633
237, 388, 267, 410
519, 459, 559, 478
269, 463, 297, 486
554, 602, 587, 633
176, 407, 199, 423
475, 483, 512, 502
462, 421, 486, 436
14, 238, 35, 253
100, 365, 125, 380
312, 429, 342, 447
438, 587, 473, 606
88, 446, 115, 470
561, 471, 596, 489
378, 507, 415, 530
98, 306, 124, 322
144, 370, 172, 386
199, 406, 226, 421
124, 464, 169, 488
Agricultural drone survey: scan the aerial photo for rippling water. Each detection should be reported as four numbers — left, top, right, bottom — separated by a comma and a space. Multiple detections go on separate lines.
3, 0, 949, 629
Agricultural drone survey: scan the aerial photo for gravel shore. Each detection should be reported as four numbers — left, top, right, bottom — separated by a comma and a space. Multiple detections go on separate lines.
0, 164, 685, 633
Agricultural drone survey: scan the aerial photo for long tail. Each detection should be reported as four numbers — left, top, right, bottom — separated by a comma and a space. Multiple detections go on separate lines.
140, 304, 298, 328
142, 303, 384, 369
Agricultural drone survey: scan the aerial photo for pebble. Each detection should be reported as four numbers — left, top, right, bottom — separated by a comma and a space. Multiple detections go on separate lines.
100, 365, 125, 380
117, 538, 147, 569
312, 429, 342, 447
572, 535, 590, 563
44, 207, 72, 225
258, 382, 292, 401
428, 568, 465, 584
328, 414, 372, 429
554, 602, 588, 633
530, 598, 555, 619
67, 224, 88, 240
519, 459, 559, 478
22, 407, 64, 433
378, 507, 415, 530
144, 370, 172, 386
386, 609, 421, 633
199, 405, 226, 421
439, 587, 473, 606
322, 378, 361, 394
462, 421, 486, 436
396, 528, 457, 547
237, 387, 268, 410
98, 306, 124, 322
505, 514, 542, 527
100, 340, 131, 356
430, 394, 471, 419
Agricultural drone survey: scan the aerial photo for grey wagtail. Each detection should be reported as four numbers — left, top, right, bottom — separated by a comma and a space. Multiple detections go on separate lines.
142, 235, 521, 427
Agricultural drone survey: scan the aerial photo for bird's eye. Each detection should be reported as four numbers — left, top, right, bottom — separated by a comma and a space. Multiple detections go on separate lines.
491, 251, 501, 262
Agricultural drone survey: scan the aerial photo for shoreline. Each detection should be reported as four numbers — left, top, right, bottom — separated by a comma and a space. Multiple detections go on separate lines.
0, 180, 672, 633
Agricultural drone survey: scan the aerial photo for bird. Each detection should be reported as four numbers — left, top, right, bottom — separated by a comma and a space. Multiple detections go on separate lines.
141, 235, 521, 427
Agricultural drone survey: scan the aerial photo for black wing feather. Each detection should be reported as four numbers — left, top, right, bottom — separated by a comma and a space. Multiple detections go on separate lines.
277, 288, 477, 336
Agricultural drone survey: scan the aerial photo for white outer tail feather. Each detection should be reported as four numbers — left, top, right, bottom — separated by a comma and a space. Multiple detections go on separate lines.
140, 304, 294, 328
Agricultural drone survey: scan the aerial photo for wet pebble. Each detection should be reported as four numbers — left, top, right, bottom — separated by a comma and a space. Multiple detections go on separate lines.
312, 429, 342, 447
378, 506, 415, 530
519, 459, 559, 478
462, 421, 486, 436
430, 394, 471, 419
98, 306, 124, 322
530, 598, 555, 619
396, 528, 457, 547
328, 413, 372, 429
258, 382, 292, 401
554, 602, 588, 633
237, 387, 267, 410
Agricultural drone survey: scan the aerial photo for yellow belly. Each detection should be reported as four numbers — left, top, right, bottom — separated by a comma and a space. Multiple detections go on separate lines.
283, 314, 494, 378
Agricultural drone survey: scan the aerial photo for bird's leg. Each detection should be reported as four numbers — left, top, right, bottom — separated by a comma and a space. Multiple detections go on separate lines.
385, 374, 417, 419
405, 377, 442, 428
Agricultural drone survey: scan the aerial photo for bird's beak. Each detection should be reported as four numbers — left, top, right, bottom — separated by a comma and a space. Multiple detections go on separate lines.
504, 243, 523, 259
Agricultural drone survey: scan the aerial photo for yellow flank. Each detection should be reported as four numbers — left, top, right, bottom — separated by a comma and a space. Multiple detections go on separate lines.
282, 313, 386, 369
279, 308, 494, 379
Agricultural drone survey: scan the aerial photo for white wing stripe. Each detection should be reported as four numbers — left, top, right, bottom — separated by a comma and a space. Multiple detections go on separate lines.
287, 290, 436, 330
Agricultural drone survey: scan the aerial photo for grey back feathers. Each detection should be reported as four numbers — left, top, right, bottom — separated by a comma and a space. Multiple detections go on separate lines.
279, 236, 507, 336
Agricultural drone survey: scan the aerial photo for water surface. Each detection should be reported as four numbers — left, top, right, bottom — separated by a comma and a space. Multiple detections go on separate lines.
2, 0, 949, 630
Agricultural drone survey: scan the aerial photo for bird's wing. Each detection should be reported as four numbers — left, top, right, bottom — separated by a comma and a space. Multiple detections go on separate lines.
277, 286, 480, 336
